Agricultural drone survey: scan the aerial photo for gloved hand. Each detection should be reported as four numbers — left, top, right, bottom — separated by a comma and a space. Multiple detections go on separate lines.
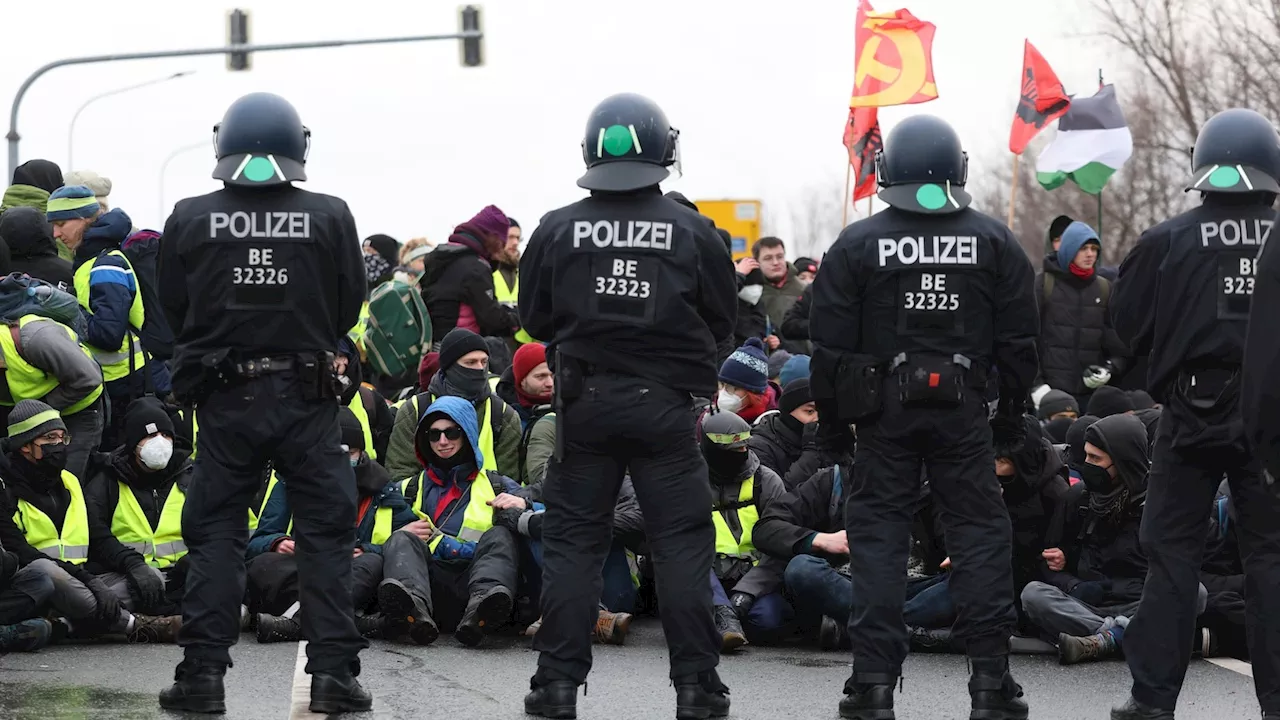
1031, 384, 1052, 409
1083, 365, 1113, 390
492, 507, 524, 532
1068, 580, 1109, 607
127, 563, 165, 609
728, 592, 755, 622
85, 576, 122, 624
990, 403, 1026, 449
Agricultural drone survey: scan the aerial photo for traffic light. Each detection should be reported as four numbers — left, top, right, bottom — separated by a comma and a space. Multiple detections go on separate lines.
459, 5, 483, 68
227, 9, 251, 71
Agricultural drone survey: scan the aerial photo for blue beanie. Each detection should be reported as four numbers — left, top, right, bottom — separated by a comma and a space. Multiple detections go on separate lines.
46, 185, 100, 222
779, 354, 810, 388
719, 337, 770, 393
1057, 221, 1100, 272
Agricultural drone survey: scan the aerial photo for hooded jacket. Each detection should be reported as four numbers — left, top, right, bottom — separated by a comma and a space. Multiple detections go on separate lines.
0, 207, 74, 289
780, 286, 813, 354
72, 209, 141, 374
996, 418, 1072, 590
708, 449, 786, 599
753, 461, 847, 563
747, 411, 805, 480
83, 443, 193, 574
384, 380, 522, 483
0, 451, 102, 588
420, 240, 517, 339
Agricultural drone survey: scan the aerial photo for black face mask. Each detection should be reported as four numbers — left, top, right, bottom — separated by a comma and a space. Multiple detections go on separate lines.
443, 365, 489, 402
33, 443, 68, 479
353, 456, 383, 497
1079, 463, 1114, 495
705, 448, 748, 482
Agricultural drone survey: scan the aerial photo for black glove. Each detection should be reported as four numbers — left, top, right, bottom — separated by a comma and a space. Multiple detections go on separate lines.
85, 576, 122, 624
990, 398, 1026, 449
728, 592, 755, 621
127, 563, 165, 609
493, 507, 524, 532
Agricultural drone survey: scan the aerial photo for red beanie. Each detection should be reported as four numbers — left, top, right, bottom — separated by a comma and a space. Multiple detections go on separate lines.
512, 343, 547, 386
418, 351, 441, 391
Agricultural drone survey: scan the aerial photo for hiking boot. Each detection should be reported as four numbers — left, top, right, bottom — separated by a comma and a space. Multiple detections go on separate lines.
455, 585, 513, 647
839, 679, 896, 720
595, 610, 632, 646
820, 616, 849, 651
128, 614, 182, 644
674, 669, 730, 719
355, 614, 384, 639
309, 671, 373, 714
525, 670, 579, 719
714, 605, 747, 652
1110, 695, 1174, 720
1058, 630, 1117, 665
908, 625, 959, 654
158, 658, 227, 714
377, 579, 439, 646
0, 618, 51, 653
255, 614, 300, 644
968, 655, 1028, 720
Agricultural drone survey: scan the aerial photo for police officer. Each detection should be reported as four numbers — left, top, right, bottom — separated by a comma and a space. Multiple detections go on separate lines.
155, 92, 371, 715
1112, 108, 1280, 720
518, 92, 738, 719
810, 115, 1037, 720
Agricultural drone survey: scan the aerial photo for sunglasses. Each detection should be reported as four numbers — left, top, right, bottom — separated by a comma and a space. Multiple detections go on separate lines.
427, 427, 464, 443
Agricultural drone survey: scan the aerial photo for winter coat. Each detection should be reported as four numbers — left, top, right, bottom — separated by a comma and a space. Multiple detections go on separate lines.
0, 206, 74, 289
753, 462, 846, 564
83, 447, 193, 575
760, 268, 805, 334
0, 455, 101, 587
385, 386, 521, 483
780, 287, 812, 354
1034, 258, 1131, 395
1000, 437, 1072, 591
419, 242, 517, 339
748, 412, 805, 480
72, 209, 142, 381
710, 450, 786, 598
0, 316, 103, 413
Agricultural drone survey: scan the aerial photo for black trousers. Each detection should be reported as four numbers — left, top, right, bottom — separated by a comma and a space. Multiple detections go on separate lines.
178, 372, 366, 674
247, 551, 383, 617
533, 371, 720, 682
381, 525, 519, 632
0, 565, 55, 624
1124, 421, 1280, 712
847, 391, 1016, 682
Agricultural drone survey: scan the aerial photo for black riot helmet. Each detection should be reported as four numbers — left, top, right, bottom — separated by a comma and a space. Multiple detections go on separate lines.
212, 93, 311, 187
875, 115, 972, 215
1185, 108, 1280, 194
578, 93, 680, 193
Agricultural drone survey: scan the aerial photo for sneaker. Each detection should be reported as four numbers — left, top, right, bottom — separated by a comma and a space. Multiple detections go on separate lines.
129, 615, 182, 644
523, 616, 543, 638
0, 619, 52, 653
1057, 630, 1117, 665
713, 605, 747, 652
594, 610, 632, 645
455, 585, 513, 647
1110, 695, 1174, 719
255, 614, 301, 644
907, 625, 958, 654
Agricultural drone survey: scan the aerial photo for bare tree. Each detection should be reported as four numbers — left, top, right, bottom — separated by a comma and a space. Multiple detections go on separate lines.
768, 177, 862, 259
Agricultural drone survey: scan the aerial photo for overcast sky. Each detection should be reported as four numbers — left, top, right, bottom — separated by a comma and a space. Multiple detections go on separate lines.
0, 0, 1111, 252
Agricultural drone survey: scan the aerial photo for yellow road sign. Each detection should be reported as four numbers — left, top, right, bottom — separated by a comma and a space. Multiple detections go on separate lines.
695, 199, 762, 262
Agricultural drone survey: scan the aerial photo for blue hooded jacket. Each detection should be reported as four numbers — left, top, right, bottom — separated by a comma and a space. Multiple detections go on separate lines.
1056, 221, 1101, 274
407, 395, 528, 561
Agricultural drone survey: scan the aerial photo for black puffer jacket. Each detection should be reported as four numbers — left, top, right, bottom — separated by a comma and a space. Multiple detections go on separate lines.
998, 419, 1072, 591
747, 411, 805, 479
779, 286, 812, 353
1034, 259, 1130, 395
83, 447, 193, 576
419, 242, 517, 340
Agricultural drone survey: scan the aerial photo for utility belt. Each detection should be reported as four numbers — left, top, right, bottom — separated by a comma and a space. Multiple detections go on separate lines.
833, 352, 983, 422
197, 349, 341, 402
1165, 364, 1244, 453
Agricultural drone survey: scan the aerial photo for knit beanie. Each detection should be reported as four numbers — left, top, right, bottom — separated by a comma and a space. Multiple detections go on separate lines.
469, 205, 510, 244
779, 355, 810, 388
7, 399, 66, 447
1045, 415, 1075, 444
45, 185, 99, 222
512, 343, 548, 386
63, 170, 112, 210
363, 233, 400, 266
793, 257, 819, 275
779, 378, 813, 416
437, 328, 489, 373
508, 217, 520, 229
1036, 390, 1079, 420
418, 351, 441, 390
719, 338, 770, 394
767, 350, 793, 380
1129, 390, 1156, 410
123, 396, 175, 449
1086, 385, 1133, 418
338, 407, 365, 452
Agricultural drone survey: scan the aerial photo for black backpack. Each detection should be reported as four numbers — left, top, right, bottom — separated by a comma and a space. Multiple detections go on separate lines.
121, 230, 176, 361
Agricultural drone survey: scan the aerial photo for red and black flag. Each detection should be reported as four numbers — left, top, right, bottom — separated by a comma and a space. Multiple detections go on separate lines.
1009, 40, 1070, 155
843, 106, 882, 201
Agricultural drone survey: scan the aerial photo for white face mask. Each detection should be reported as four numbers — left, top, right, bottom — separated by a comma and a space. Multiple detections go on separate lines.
737, 285, 764, 305
139, 435, 174, 471
717, 389, 744, 413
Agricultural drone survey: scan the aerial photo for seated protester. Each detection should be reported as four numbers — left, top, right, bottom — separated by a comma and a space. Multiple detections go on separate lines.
1198, 482, 1244, 659
1134, 406, 1161, 455
493, 342, 553, 431
748, 379, 817, 480
245, 408, 415, 643
700, 411, 788, 651
335, 338, 393, 462
1063, 414, 1101, 485
780, 284, 812, 355
83, 398, 195, 621
767, 350, 792, 388
1085, 385, 1134, 418
715, 338, 778, 425
732, 262, 769, 348
1044, 416, 1075, 445
779, 354, 810, 389
0, 537, 55, 652
0, 400, 177, 642
377, 396, 533, 647
1128, 390, 1157, 410
1037, 390, 1079, 424
1019, 414, 1208, 665
385, 328, 521, 482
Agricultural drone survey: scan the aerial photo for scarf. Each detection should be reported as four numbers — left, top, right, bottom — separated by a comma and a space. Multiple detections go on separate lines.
364, 253, 391, 284
1069, 262, 1095, 280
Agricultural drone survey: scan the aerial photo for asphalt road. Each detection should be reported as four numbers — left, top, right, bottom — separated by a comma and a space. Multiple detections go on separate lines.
0, 619, 1262, 719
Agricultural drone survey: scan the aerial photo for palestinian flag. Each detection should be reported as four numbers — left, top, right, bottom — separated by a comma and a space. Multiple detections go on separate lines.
1035, 84, 1132, 194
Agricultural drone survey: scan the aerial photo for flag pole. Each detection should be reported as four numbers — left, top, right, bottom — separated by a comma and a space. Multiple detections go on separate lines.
1007, 153, 1021, 228
1097, 68, 1105, 246
843, 163, 852, 226
867, 195, 873, 216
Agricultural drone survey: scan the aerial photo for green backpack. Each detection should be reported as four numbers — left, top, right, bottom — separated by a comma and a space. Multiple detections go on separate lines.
363, 279, 432, 378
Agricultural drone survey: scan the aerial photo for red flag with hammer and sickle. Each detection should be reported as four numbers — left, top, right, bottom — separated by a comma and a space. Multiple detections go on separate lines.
843, 106, 882, 201
850, 0, 939, 108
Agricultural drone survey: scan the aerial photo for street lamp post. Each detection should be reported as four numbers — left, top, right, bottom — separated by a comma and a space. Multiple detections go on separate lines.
67, 70, 194, 170
157, 141, 207, 224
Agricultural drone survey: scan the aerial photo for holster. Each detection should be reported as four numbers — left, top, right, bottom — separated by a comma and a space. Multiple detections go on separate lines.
552, 349, 585, 462
890, 353, 983, 409
833, 353, 885, 422
296, 352, 340, 402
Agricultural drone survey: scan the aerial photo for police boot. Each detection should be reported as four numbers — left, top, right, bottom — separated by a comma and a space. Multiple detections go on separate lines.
819, 616, 849, 651
377, 579, 439, 646
595, 610, 632, 646
1110, 696, 1174, 720
455, 585, 513, 648
309, 670, 373, 714
355, 614, 384, 639
254, 614, 300, 644
838, 673, 896, 720
158, 658, 227, 714
908, 625, 960, 654
713, 605, 747, 652
524, 667, 580, 719
0, 618, 51, 653
673, 669, 730, 719
968, 655, 1028, 720
128, 614, 182, 644
1057, 629, 1118, 665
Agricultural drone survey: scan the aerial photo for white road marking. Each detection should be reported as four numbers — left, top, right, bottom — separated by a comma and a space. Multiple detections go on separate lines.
288, 641, 323, 720
1207, 657, 1253, 678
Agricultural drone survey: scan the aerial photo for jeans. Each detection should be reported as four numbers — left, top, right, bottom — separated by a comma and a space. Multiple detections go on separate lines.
528, 537, 638, 614
784, 555, 956, 630
0, 565, 55, 624
710, 569, 791, 639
